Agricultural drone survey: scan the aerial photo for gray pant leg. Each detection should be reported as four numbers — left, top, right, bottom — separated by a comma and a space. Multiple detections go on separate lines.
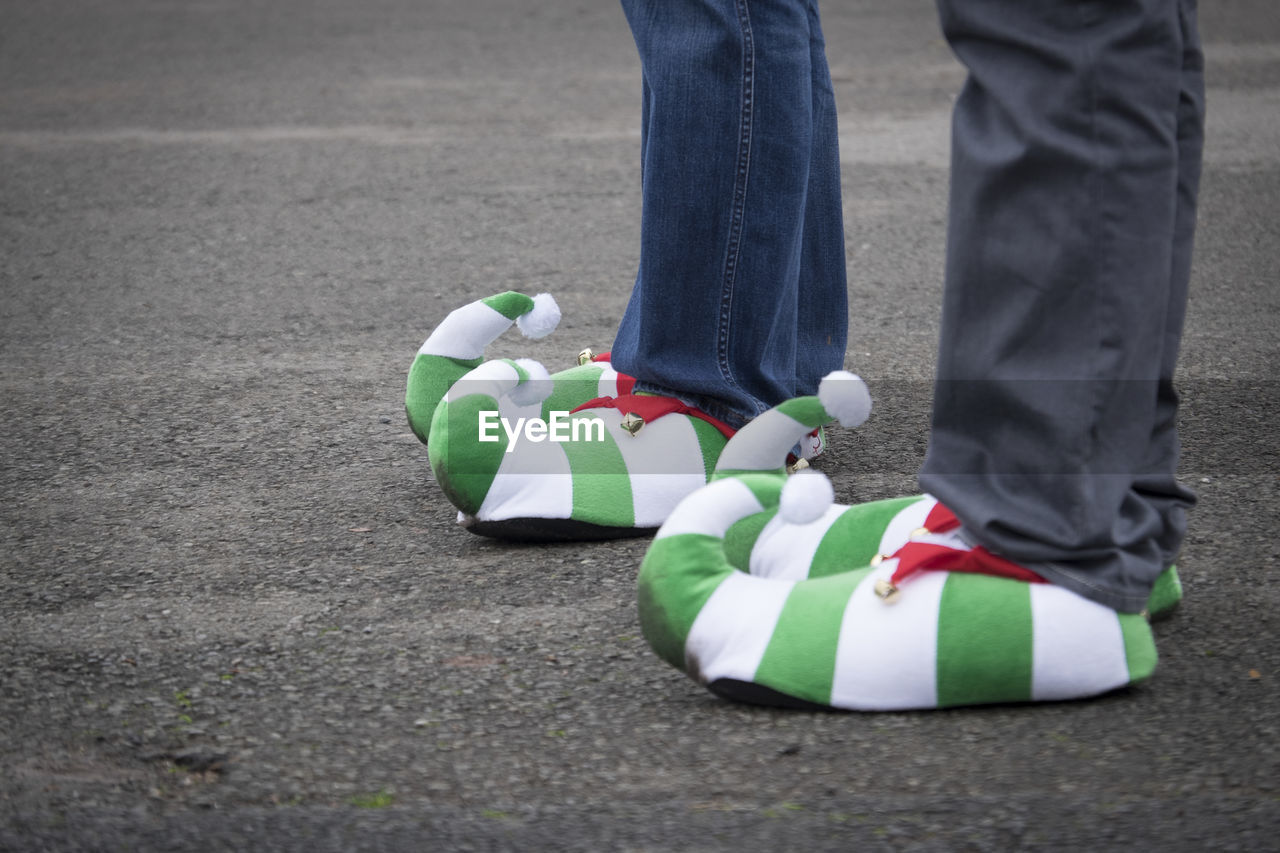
919, 0, 1205, 613
1136, 0, 1205, 570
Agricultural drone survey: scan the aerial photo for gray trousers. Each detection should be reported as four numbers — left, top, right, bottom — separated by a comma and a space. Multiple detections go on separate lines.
918, 0, 1205, 613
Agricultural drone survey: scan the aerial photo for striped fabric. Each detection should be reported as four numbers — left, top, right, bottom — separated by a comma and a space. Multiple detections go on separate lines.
422, 358, 727, 534
638, 475, 1160, 711
406, 291, 545, 445
406, 292, 728, 536
406, 296, 877, 538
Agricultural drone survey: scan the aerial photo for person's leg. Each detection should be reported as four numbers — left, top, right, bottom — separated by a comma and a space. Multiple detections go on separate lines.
795, 0, 849, 396
919, 0, 1203, 613
1134, 0, 1205, 571
406, 1, 850, 541
612, 0, 847, 429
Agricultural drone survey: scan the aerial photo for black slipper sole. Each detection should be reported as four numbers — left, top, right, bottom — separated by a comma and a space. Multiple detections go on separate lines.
463, 516, 659, 543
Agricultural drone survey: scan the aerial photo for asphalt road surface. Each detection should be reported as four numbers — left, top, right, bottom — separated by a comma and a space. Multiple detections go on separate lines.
2, 1, 1278, 850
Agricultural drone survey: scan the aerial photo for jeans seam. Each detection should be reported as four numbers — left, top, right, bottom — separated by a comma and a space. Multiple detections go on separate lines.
718, 0, 754, 393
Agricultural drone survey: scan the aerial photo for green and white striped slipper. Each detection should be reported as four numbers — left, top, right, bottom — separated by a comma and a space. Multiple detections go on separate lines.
426, 356, 737, 540
408, 291, 792, 541
638, 383, 1164, 711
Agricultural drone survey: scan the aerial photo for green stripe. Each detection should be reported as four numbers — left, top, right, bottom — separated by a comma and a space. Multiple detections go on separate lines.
558, 414, 633, 528
539, 364, 604, 423
723, 508, 778, 571
808, 496, 924, 579
503, 358, 529, 383
689, 417, 730, 480
427, 395, 507, 515
713, 466, 786, 482
1145, 565, 1182, 619
405, 353, 482, 445
480, 291, 534, 321
775, 396, 829, 429
935, 574, 1034, 707
752, 567, 873, 705
731, 473, 786, 509
1119, 613, 1158, 683
534, 363, 631, 528
637, 535, 733, 672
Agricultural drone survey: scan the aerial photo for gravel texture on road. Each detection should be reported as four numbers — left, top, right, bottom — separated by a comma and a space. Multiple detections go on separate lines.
2, 1, 1277, 850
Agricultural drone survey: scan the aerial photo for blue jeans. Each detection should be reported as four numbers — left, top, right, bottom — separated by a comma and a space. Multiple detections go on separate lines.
612, 0, 849, 429
919, 0, 1205, 612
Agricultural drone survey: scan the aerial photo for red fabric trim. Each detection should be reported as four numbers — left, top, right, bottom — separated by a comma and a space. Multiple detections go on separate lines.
569, 393, 736, 439
922, 502, 960, 534
881, 499, 1044, 591
587, 352, 636, 394
888, 542, 1046, 588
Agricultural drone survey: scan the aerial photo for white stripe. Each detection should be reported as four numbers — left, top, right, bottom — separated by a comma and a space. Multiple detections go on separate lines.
476, 470, 575, 522
629, 473, 710, 529
749, 504, 846, 581
829, 560, 945, 710
1029, 585, 1131, 701
714, 410, 809, 472
441, 359, 520, 403
655, 478, 764, 541
595, 365, 619, 399
607, 413, 708, 528
419, 301, 514, 360
475, 394, 574, 522
684, 572, 795, 685
877, 495, 936, 555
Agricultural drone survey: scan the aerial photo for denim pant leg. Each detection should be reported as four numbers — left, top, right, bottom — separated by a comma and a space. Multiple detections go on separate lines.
612, 0, 848, 429
919, 0, 1204, 613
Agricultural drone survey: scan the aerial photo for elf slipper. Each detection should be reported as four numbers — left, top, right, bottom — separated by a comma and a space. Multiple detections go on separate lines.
406, 291, 683, 540
424, 355, 741, 541
713, 384, 1181, 618
638, 384, 1162, 711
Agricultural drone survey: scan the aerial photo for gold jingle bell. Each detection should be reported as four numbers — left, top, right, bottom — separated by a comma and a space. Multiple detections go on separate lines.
873, 578, 901, 604
577, 348, 595, 366
620, 412, 645, 436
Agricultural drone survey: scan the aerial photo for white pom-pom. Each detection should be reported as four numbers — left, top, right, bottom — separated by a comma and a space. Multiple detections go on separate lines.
818, 370, 872, 428
778, 469, 835, 525
508, 358, 553, 407
515, 293, 560, 340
